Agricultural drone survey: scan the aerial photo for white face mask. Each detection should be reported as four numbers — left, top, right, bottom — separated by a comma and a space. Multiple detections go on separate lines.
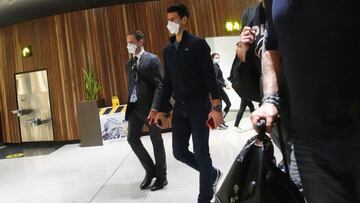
127, 43, 137, 54
167, 21, 180, 35
213, 58, 220, 64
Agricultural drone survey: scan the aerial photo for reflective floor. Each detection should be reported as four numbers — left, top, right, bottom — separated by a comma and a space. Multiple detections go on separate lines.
0, 143, 64, 159
0, 112, 282, 203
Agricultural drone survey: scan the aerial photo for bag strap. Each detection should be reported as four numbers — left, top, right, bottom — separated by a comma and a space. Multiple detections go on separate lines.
256, 118, 290, 175
276, 118, 290, 175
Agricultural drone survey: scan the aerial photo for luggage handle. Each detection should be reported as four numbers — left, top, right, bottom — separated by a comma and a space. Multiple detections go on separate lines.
256, 119, 266, 141
256, 118, 290, 174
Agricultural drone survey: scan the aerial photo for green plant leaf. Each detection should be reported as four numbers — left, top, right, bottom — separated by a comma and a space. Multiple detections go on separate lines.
83, 67, 100, 100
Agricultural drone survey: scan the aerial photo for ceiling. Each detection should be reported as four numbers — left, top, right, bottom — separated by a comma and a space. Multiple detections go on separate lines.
0, 0, 156, 28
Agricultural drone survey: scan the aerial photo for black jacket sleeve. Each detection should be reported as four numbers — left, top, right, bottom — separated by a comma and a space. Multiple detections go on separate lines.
218, 68, 226, 88
148, 56, 164, 111
214, 64, 226, 87
159, 49, 174, 112
195, 39, 220, 100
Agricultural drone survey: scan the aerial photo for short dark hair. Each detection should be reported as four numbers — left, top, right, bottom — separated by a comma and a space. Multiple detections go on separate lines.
167, 4, 189, 19
211, 53, 219, 59
127, 30, 144, 41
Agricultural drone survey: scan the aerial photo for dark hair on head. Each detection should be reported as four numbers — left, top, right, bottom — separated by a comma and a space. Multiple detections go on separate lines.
127, 30, 145, 41
211, 53, 219, 59
167, 4, 190, 18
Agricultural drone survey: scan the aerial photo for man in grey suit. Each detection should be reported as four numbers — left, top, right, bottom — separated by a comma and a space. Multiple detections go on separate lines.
125, 31, 167, 191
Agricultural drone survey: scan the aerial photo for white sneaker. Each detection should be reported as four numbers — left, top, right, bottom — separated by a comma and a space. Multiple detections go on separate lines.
211, 168, 223, 202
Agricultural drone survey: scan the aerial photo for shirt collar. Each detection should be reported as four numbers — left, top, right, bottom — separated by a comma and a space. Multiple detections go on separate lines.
134, 48, 145, 60
169, 30, 189, 44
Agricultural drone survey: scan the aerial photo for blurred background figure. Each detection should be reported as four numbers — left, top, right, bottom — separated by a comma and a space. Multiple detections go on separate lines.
212, 53, 231, 129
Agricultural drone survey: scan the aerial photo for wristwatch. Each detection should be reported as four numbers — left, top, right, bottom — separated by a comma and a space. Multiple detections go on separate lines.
212, 104, 222, 112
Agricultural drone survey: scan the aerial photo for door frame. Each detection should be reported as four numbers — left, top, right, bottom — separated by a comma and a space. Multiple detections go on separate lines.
14, 68, 54, 143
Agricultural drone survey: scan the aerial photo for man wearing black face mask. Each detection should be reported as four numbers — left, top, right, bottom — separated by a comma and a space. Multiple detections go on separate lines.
148, 4, 224, 203
125, 31, 167, 191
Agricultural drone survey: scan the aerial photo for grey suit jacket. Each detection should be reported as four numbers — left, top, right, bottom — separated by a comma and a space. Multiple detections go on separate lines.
125, 51, 164, 120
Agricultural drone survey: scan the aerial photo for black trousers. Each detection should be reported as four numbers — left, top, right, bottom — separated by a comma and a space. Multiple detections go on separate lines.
270, 112, 302, 189
294, 138, 360, 203
127, 110, 167, 179
234, 98, 255, 127
219, 88, 231, 116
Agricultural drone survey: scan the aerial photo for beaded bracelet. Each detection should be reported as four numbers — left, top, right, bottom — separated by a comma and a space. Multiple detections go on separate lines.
262, 94, 281, 110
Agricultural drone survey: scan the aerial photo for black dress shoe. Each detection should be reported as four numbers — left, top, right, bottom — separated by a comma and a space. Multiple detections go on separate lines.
150, 178, 168, 191
140, 174, 155, 190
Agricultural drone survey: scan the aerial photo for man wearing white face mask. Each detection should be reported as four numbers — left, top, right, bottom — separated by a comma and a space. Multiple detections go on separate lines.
148, 4, 224, 203
124, 31, 167, 191
211, 53, 231, 124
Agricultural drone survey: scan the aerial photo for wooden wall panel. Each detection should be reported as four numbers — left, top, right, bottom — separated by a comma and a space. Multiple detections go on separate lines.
0, 26, 22, 143
0, 0, 254, 143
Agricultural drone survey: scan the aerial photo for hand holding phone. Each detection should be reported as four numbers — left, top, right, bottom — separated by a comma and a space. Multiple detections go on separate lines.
148, 116, 163, 127
157, 119, 163, 127
206, 117, 215, 129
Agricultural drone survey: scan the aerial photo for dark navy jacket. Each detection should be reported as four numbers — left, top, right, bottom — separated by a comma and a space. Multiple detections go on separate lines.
160, 31, 219, 110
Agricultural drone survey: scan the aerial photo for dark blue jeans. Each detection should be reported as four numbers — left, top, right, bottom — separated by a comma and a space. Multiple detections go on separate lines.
172, 101, 216, 203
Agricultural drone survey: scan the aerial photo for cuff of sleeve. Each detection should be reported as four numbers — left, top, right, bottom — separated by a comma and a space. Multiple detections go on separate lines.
212, 104, 222, 112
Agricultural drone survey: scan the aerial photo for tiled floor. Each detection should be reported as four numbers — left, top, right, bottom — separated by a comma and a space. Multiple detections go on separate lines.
0, 112, 282, 203
0, 143, 64, 159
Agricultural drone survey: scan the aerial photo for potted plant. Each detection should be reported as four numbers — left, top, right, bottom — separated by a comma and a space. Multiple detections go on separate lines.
77, 67, 103, 147
83, 68, 105, 107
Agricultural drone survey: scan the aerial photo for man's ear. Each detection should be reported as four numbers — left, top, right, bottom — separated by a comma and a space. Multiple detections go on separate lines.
139, 39, 144, 47
181, 16, 188, 25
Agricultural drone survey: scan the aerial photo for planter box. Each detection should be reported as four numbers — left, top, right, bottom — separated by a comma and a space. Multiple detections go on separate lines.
77, 100, 103, 147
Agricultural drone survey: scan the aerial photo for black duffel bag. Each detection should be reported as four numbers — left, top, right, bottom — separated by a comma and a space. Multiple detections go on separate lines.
214, 120, 304, 203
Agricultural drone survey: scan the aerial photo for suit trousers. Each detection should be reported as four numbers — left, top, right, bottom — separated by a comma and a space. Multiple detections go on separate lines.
127, 110, 167, 179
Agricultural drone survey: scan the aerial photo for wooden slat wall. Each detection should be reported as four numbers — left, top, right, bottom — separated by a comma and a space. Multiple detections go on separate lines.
0, 0, 255, 143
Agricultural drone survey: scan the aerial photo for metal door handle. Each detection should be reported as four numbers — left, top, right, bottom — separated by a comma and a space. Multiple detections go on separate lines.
11, 109, 24, 117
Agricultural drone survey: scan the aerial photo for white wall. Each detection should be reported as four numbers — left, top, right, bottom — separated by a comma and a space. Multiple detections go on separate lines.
206, 36, 241, 110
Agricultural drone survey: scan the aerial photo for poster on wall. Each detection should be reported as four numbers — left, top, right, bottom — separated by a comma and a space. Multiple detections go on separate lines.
99, 105, 127, 143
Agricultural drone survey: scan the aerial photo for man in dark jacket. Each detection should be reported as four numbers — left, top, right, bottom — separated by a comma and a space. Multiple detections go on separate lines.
149, 4, 224, 203
125, 30, 167, 191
